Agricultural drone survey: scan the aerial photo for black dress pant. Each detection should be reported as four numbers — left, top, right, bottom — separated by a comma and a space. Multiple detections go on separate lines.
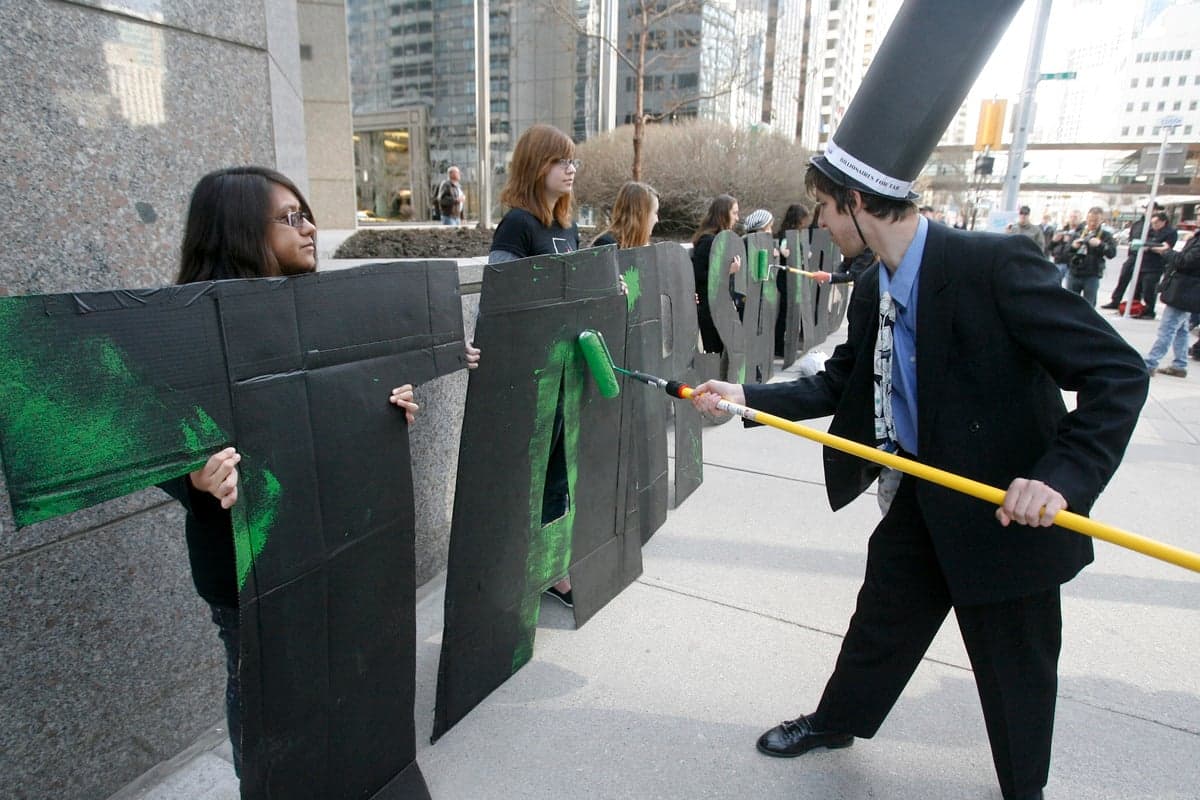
1138, 269, 1163, 315
812, 475, 1062, 800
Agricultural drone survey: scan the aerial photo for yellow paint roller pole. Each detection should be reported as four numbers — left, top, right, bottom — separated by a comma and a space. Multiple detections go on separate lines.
682, 387, 1200, 575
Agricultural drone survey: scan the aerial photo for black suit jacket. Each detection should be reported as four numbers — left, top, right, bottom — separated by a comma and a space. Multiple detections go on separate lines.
745, 223, 1149, 604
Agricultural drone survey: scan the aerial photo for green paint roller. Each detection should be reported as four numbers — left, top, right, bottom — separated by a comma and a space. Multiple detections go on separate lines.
576, 328, 1200, 574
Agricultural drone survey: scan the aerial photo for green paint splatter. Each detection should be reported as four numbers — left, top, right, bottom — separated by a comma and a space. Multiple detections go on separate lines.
511, 339, 583, 674
232, 467, 283, 590
0, 303, 228, 525
0, 300, 283, 588
623, 267, 642, 314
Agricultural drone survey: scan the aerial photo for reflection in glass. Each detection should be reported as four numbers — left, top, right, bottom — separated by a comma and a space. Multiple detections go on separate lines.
353, 129, 415, 222
104, 20, 165, 127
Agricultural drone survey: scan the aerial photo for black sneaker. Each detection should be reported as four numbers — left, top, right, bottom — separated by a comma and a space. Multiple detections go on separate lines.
1099, 301, 1120, 310
544, 586, 574, 608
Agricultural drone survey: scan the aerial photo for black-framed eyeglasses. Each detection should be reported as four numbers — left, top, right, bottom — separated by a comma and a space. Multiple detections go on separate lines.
553, 158, 582, 171
271, 210, 313, 229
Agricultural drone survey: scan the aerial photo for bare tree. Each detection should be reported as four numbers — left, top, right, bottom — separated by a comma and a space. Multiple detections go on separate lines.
536, 0, 763, 180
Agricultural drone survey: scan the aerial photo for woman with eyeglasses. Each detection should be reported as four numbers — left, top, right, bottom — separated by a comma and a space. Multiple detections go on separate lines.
165, 166, 422, 778
480, 125, 582, 607
591, 181, 659, 249
489, 124, 580, 264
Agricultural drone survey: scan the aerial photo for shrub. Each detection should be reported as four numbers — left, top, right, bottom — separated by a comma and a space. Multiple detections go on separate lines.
574, 120, 813, 235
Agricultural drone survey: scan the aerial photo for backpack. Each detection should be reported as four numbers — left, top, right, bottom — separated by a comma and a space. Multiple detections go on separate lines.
437, 181, 458, 215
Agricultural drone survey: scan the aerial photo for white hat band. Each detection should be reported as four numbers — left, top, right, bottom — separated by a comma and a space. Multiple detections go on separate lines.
824, 140, 913, 199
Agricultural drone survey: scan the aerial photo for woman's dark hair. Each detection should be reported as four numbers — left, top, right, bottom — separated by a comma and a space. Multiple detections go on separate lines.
177, 166, 314, 284
804, 165, 915, 222
775, 204, 811, 237
691, 194, 738, 243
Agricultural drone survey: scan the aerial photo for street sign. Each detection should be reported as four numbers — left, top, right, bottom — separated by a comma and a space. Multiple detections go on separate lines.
1038, 71, 1077, 80
1159, 115, 1184, 128
1137, 143, 1187, 176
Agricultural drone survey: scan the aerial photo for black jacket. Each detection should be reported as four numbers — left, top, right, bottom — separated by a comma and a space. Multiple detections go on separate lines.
743, 225, 1148, 604
1068, 225, 1117, 278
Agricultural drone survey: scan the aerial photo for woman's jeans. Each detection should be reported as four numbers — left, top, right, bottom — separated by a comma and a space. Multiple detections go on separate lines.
1065, 273, 1100, 306
1145, 303, 1192, 371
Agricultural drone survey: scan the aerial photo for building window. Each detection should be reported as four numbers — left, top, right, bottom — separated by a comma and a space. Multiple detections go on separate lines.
1191, 100, 1198, 110
1130, 78, 1138, 87
1157, 101, 1165, 111
1147, 77, 1154, 87
673, 72, 697, 90
1126, 102, 1134, 111
826, 38, 837, 49
823, 76, 834, 88
1121, 126, 1130, 135
828, 18, 838, 30
1185, 126, 1193, 135
1137, 126, 1144, 134
1174, 101, 1182, 110
1141, 101, 1149, 111
1181, 76, 1189, 85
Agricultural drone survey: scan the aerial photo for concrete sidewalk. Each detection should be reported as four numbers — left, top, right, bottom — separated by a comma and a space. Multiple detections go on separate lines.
112, 273, 1200, 800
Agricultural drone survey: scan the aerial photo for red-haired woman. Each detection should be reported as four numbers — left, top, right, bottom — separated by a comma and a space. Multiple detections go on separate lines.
489, 124, 580, 263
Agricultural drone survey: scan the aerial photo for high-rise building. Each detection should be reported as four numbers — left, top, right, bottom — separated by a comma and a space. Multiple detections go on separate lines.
796, 0, 901, 151
1114, 1, 1200, 143
611, 0, 807, 137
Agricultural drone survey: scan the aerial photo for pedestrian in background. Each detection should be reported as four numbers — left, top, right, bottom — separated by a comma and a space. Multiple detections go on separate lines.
1006, 205, 1046, 253
1065, 206, 1116, 306
1145, 232, 1200, 377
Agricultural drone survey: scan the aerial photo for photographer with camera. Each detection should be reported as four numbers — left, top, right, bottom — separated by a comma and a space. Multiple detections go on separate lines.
1065, 206, 1116, 306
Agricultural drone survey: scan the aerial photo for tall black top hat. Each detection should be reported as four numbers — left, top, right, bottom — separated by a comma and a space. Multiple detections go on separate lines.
811, 0, 1023, 200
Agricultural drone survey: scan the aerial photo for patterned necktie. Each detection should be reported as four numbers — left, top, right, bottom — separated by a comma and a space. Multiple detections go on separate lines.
873, 291, 897, 449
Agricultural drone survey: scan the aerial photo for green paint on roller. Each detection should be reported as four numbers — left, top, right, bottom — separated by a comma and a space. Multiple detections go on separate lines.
622, 267, 642, 313
577, 330, 620, 398
511, 339, 584, 673
232, 466, 283, 590
755, 248, 769, 282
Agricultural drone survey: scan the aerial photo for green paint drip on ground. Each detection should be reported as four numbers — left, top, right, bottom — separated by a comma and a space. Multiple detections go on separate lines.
511, 339, 584, 674
623, 268, 641, 314
233, 467, 282, 590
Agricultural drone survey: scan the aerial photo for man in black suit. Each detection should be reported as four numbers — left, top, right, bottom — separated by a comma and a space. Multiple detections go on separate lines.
692, 162, 1148, 800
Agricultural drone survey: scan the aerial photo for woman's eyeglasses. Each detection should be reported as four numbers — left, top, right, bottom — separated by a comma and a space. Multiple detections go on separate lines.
553, 158, 582, 171
271, 210, 313, 229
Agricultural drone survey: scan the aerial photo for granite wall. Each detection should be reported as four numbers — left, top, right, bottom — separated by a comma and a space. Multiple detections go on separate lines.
0, 1, 307, 797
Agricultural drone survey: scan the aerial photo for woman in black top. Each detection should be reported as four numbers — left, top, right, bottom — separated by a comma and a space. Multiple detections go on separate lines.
691, 194, 742, 353
485, 124, 584, 606
773, 204, 811, 356
591, 181, 659, 249
167, 166, 422, 777
489, 124, 581, 263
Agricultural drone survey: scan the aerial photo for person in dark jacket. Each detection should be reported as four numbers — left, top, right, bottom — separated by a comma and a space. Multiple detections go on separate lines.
1145, 232, 1200, 377
1128, 212, 1178, 319
1101, 203, 1164, 309
1064, 206, 1117, 306
691, 194, 742, 353
167, 166, 423, 777
692, 165, 1147, 800
1048, 209, 1081, 286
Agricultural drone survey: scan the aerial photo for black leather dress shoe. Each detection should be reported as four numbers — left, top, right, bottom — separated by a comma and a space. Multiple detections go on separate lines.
756, 715, 854, 757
